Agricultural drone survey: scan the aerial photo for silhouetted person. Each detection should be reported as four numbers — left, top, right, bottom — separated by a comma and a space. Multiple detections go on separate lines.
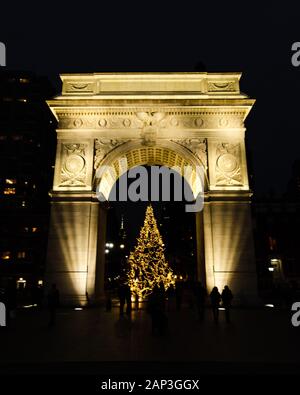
125, 284, 132, 316
47, 284, 60, 327
221, 285, 233, 323
118, 282, 132, 316
210, 286, 221, 323
118, 283, 126, 316
148, 285, 167, 335
195, 282, 207, 321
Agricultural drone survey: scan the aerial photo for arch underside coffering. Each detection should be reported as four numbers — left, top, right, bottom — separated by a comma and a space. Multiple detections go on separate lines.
94, 141, 208, 201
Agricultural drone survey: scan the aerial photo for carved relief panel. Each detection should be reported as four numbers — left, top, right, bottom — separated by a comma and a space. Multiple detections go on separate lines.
171, 138, 207, 169
207, 140, 248, 189
94, 138, 129, 169
53, 140, 94, 190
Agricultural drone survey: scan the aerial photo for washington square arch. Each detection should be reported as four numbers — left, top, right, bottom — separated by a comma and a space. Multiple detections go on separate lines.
45, 72, 258, 306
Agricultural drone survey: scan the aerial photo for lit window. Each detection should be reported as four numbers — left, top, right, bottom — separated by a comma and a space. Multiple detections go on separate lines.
1, 251, 11, 260
17, 278, 26, 289
4, 187, 16, 195
21, 201, 26, 207
17, 251, 26, 259
5, 179, 16, 185
19, 78, 29, 84
32, 227, 38, 233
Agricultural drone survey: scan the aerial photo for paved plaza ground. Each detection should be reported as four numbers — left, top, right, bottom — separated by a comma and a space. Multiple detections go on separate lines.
1, 301, 300, 375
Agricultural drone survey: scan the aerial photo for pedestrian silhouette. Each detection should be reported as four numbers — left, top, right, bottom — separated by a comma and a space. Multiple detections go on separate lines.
147, 284, 167, 335
221, 285, 233, 323
118, 281, 132, 316
47, 283, 60, 327
125, 284, 132, 316
210, 286, 221, 323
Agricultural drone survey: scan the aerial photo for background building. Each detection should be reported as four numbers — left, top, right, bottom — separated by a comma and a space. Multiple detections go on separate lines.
252, 160, 300, 293
0, 70, 56, 297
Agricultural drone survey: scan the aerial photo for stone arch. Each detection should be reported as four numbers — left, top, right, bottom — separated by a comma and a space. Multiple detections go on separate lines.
93, 140, 208, 201
45, 72, 258, 306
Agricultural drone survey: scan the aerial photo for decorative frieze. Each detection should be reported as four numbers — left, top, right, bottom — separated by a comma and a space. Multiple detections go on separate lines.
57, 110, 245, 130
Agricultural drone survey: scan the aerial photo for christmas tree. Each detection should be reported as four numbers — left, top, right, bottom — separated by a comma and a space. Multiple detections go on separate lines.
127, 204, 175, 300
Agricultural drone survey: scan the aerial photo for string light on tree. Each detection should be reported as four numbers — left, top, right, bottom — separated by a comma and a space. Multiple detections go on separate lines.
127, 204, 175, 300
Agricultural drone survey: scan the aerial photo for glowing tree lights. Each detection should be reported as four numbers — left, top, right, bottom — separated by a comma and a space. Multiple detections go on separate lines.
127, 205, 175, 300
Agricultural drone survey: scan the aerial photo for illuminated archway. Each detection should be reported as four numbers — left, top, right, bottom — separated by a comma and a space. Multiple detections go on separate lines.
46, 72, 258, 305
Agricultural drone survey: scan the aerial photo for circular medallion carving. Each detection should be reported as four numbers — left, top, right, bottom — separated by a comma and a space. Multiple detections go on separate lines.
194, 118, 204, 127
170, 117, 178, 127
123, 118, 131, 127
73, 118, 83, 128
219, 118, 229, 127
217, 154, 237, 172
160, 119, 167, 128
98, 118, 107, 127
65, 154, 85, 174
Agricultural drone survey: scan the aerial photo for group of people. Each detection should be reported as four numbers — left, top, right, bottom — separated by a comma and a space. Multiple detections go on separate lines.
146, 282, 233, 334
209, 285, 233, 323
2, 279, 233, 330
114, 280, 234, 335
178, 282, 233, 324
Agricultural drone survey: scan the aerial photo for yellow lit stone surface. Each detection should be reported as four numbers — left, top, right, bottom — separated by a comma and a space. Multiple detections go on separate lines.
46, 72, 257, 305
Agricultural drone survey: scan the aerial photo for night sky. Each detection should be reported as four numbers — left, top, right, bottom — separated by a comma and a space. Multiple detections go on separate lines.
1, 2, 300, 195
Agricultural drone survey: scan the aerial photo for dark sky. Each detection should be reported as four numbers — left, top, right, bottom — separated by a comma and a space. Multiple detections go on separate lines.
1, 2, 300, 195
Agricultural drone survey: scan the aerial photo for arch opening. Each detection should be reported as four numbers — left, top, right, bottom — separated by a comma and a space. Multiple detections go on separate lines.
99, 164, 205, 305
93, 144, 207, 205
